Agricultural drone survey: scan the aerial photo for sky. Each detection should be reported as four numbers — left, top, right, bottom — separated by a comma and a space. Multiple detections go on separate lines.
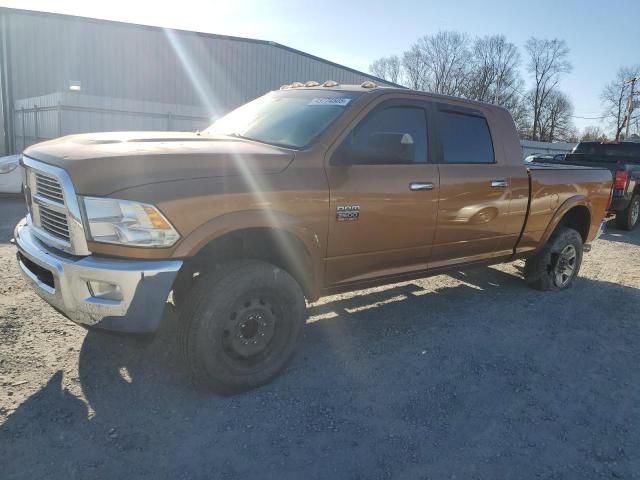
1, 0, 637, 132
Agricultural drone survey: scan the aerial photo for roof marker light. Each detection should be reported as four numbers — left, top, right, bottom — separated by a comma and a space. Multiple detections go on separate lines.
361, 81, 377, 89
279, 84, 290, 90
305, 81, 320, 87
323, 80, 338, 87
290, 82, 304, 88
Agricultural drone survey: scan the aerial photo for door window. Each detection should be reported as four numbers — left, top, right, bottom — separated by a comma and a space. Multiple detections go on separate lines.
438, 111, 494, 164
335, 106, 428, 165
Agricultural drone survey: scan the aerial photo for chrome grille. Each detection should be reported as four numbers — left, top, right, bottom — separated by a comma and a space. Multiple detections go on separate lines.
35, 173, 64, 203
22, 156, 90, 256
39, 205, 70, 241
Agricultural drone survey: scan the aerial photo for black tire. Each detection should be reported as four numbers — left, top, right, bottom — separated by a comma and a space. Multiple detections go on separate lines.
524, 227, 583, 291
178, 260, 306, 394
171, 275, 195, 308
615, 193, 640, 231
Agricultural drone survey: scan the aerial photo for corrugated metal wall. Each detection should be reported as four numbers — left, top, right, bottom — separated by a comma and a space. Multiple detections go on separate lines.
1, 8, 394, 153
13, 93, 210, 151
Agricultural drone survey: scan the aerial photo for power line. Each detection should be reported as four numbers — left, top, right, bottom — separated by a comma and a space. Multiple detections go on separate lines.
506, 84, 608, 121
570, 115, 607, 120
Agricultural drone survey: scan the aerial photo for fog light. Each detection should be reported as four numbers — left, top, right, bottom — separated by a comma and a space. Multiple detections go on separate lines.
87, 281, 122, 301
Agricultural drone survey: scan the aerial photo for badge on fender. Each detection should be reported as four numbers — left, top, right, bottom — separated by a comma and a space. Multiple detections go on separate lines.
336, 205, 360, 221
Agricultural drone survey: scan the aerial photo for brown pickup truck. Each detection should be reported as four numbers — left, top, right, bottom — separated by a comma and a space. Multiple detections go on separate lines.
14, 82, 612, 393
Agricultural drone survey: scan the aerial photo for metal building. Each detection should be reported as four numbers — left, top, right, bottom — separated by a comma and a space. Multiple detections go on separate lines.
0, 7, 397, 155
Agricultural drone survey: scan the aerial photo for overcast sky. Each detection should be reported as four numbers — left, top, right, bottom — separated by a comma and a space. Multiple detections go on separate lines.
2, 0, 637, 132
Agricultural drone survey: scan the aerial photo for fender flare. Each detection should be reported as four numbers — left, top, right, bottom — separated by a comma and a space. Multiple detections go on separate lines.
536, 195, 591, 251
173, 209, 325, 295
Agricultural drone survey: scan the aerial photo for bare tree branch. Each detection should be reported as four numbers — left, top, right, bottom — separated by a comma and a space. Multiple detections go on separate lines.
524, 38, 572, 140
580, 125, 608, 141
601, 65, 640, 140
537, 89, 574, 142
369, 55, 402, 84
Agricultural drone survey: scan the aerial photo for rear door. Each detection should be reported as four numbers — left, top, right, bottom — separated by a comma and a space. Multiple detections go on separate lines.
325, 98, 439, 286
430, 103, 511, 269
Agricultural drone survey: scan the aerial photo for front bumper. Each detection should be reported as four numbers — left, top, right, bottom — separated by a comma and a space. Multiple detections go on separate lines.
14, 218, 182, 333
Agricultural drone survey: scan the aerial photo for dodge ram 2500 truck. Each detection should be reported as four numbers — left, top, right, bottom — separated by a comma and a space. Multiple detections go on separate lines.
14, 82, 612, 393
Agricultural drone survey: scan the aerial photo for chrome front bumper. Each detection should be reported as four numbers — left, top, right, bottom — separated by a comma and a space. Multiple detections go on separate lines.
14, 218, 182, 333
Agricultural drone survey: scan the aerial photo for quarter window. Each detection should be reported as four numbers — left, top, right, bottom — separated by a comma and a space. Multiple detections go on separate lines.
439, 111, 494, 164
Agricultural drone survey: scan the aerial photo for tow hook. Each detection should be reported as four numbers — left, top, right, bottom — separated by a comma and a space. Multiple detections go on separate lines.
583, 244, 591, 253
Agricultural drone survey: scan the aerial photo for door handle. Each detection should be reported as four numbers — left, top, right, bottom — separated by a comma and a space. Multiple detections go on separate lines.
491, 180, 509, 188
410, 182, 434, 191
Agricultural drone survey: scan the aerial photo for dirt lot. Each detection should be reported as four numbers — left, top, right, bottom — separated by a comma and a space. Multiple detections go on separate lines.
1, 195, 639, 479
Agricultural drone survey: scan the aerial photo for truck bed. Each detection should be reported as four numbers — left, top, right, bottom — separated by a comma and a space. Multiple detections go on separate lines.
515, 165, 612, 255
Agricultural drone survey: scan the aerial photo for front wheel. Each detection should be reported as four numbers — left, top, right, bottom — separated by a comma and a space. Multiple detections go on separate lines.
615, 193, 640, 231
178, 260, 306, 394
524, 227, 583, 291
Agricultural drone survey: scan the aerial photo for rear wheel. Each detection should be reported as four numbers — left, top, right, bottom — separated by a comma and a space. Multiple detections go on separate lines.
615, 193, 640, 231
524, 227, 583, 291
178, 260, 306, 394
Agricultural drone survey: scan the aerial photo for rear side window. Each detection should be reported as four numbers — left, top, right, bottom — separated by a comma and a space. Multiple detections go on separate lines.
336, 106, 428, 165
439, 111, 494, 164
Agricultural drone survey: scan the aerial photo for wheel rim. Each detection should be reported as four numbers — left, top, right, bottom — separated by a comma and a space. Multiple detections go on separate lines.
554, 244, 577, 287
221, 296, 280, 365
631, 198, 640, 226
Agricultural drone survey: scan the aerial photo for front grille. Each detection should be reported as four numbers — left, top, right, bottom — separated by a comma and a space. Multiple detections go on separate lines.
23, 156, 89, 255
35, 173, 64, 203
39, 205, 70, 241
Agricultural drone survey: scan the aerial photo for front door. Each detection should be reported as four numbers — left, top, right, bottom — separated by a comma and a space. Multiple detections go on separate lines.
325, 99, 439, 286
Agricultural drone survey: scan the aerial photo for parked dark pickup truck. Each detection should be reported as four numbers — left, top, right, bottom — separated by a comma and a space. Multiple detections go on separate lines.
14, 83, 613, 393
538, 141, 640, 230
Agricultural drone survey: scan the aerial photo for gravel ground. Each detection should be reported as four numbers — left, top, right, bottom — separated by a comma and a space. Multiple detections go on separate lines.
1, 195, 640, 479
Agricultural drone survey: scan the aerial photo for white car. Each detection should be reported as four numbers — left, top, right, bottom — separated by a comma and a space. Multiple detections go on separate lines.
0, 155, 22, 194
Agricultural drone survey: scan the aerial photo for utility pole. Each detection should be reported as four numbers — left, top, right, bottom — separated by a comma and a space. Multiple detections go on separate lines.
625, 76, 638, 140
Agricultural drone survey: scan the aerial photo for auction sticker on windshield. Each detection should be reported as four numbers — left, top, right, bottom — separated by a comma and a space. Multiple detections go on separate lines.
308, 98, 352, 106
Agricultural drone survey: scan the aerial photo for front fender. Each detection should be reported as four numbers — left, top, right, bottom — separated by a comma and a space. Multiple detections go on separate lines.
173, 209, 325, 291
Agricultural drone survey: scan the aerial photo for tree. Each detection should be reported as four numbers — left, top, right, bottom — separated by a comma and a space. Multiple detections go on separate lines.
525, 38, 572, 140
465, 35, 529, 135
537, 89, 574, 142
580, 125, 607, 142
369, 55, 402, 84
601, 65, 640, 140
401, 45, 428, 90
405, 31, 470, 96
466, 35, 522, 104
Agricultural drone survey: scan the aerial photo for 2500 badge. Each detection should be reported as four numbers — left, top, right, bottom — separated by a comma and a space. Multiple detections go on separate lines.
336, 205, 360, 222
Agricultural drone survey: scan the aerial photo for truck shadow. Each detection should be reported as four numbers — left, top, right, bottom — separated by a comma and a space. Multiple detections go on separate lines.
2, 267, 640, 478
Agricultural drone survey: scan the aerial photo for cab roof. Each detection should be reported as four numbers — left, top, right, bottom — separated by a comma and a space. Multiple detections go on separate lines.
279, 82, 510, 114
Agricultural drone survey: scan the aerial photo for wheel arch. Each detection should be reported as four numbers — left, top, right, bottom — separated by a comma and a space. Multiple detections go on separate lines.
173, 210, 324, 300
538, 196, 592, 250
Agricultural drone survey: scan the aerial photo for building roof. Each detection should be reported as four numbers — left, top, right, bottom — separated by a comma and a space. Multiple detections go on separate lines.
0, 6, 404, 89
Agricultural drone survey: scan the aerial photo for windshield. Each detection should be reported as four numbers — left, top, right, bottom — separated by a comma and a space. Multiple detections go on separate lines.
203, 90, 362, 149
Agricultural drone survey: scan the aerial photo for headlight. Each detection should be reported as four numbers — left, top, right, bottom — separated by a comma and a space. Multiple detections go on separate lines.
81, 196, 180, 247
0, 163, 18, 174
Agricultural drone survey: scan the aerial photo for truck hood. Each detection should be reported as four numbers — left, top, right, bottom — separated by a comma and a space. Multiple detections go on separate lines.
23, 132, 295, 195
